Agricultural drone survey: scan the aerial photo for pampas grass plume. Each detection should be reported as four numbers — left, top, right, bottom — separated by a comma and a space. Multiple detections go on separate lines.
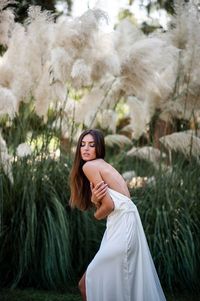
159, 131, 200, 159
0, 7, 15, 46
0, 132, 13, 184
0, 86, 18, 118
16, 143, 32, 157
105, 134, 132, 148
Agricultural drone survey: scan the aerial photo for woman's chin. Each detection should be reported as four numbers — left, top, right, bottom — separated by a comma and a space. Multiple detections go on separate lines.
82, 156, 96, 161
82, 157, 91, 161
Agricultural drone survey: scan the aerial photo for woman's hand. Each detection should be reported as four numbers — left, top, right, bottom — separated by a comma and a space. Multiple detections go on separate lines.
90, 181, 108, 208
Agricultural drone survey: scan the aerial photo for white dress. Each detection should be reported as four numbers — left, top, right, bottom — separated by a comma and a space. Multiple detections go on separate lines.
86, 188, 166, 301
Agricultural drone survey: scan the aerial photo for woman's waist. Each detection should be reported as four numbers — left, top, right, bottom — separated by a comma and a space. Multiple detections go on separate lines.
106, 209, 137, 233
107, 203, 136, 221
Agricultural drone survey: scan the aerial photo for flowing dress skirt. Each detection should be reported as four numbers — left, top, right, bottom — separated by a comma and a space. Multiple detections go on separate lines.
86, 188, 166, 301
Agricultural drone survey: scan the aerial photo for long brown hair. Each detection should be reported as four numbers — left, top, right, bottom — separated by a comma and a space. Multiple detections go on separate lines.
70, 129, 105, 210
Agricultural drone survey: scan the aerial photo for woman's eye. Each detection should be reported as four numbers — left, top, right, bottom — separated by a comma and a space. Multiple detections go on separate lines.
80, 142, 95, 147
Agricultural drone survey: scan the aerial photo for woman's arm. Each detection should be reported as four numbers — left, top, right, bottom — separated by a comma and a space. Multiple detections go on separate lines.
82, 162, 114, 220
90, 181, 108, 206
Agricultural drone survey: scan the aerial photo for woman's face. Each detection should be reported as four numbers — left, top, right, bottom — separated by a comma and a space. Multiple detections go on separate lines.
80, 134, 96, 161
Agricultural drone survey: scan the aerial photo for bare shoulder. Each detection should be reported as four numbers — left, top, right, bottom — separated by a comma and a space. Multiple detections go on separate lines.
82, 159, 104, 172
82, 159, 106, 184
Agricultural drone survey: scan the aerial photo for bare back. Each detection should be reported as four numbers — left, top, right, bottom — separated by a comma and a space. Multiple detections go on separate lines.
94, 159, 130, 198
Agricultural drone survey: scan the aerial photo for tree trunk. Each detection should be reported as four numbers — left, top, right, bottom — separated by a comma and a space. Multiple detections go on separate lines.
153, 118, 174, 149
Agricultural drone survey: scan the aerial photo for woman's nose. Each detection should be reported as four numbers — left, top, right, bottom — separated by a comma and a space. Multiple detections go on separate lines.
84, 143, 89, 150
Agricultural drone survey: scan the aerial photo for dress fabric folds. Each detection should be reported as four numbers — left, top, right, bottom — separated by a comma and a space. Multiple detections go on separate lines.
86, 188, 166, 301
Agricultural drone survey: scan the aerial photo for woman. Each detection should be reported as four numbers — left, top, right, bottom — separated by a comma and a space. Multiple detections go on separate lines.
70, 129, 166, 301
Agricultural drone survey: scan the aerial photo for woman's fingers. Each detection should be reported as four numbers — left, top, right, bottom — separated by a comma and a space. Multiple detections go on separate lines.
97, 184, 107, 193
95, 185, 107, 199
95, 181, 105, 189
90, 181, 104, 192
95, 185, 107, 194
91, 181, 108, 202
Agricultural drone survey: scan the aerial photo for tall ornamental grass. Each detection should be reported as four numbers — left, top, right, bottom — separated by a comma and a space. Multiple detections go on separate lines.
0, 156, 70, 289
1, 144, 199, 293
0, 104, 199, 292
0, 155, 105, 289
125, 154, 200, 292
0, 104, 105, 289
